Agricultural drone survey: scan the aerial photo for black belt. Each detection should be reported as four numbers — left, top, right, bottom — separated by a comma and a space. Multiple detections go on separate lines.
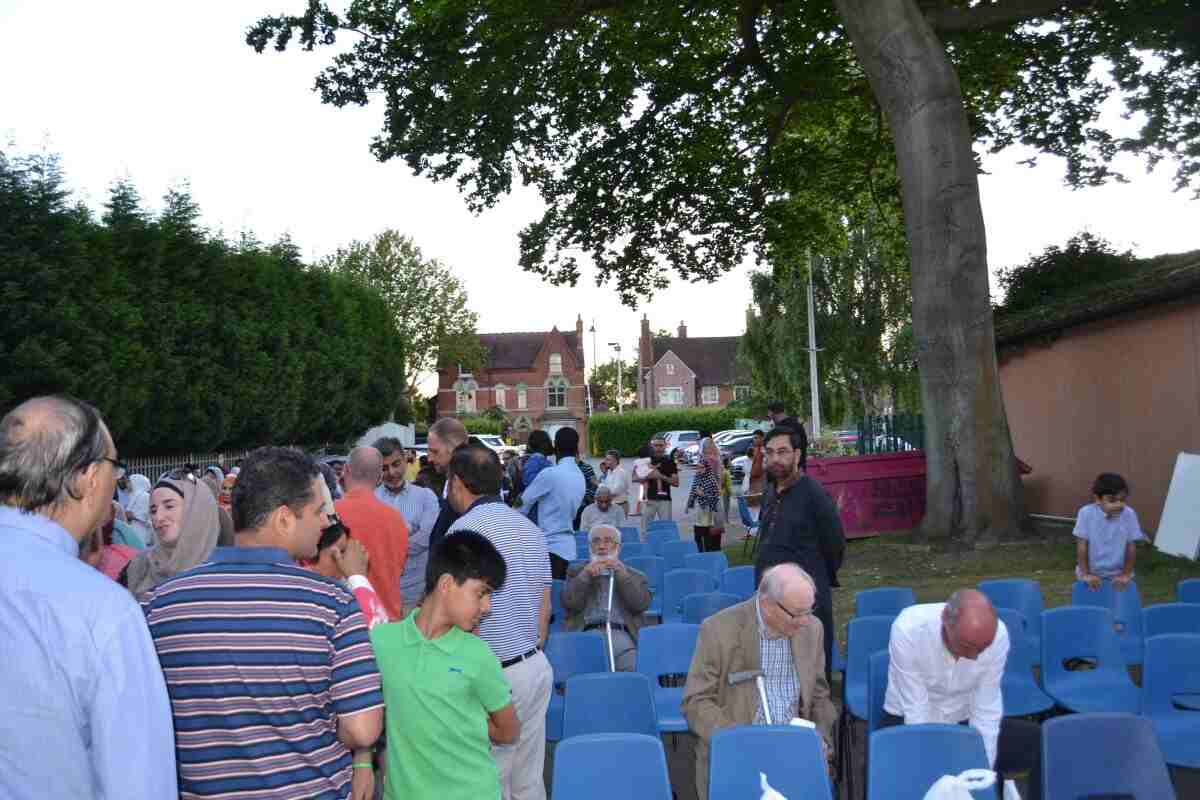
584, 623, 630, 635
500, 647, 541, 669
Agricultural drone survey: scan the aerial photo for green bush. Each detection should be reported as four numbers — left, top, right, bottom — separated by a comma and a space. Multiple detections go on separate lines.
461, 415, 504, 435
589, 408, 743, 455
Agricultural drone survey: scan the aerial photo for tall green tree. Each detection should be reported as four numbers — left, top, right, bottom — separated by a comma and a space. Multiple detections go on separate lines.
319, 229, 485, 419
248, 1, 1200, 543
996, 232, 1139, 312
589, 358, 638, 411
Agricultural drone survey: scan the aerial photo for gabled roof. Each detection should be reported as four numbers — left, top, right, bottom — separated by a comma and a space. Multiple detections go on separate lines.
994, 251, 1200, 348
477, 330, 584, 370
652, 335, 748, 386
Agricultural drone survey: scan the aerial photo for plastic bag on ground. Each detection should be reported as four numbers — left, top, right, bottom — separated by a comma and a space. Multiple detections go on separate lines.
760, 772, 788, 800
922, 769, 997, 800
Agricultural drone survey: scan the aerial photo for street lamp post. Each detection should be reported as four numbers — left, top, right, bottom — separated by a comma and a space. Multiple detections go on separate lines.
608, 342, 623, 414
588, 321, 598, 417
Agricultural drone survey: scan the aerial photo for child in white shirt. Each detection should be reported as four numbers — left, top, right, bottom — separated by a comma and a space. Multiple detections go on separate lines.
1073, 472, 1144, 590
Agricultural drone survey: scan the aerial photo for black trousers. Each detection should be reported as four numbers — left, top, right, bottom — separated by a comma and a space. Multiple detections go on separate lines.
549, 552, 569, 580
880, 714, 1042, 800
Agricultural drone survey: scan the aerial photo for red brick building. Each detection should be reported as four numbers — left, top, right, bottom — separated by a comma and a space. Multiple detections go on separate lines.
636, 316, 750, 409
437, 317, 590, 446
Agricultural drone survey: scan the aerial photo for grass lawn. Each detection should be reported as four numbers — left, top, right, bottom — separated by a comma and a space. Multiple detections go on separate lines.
723, 522, 1200, 645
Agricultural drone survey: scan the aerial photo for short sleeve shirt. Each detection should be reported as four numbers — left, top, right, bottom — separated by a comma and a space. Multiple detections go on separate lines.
142, 546, 383, 800
1073, 503, 1144, 578
645, 456, 678, 501
371, 612, 511, 800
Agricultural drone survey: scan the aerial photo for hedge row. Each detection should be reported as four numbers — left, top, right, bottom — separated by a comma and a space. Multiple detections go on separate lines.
462, 415, 503, 435
588, 408, 746, 455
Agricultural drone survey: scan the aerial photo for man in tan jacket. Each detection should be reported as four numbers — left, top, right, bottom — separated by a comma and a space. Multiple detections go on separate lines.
681, 563, 837, 800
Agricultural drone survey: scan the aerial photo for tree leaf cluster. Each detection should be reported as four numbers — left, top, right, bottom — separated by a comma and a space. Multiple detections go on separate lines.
0, 148, 405, 456
994, 231, 1140, 313
588, 358, 638, 410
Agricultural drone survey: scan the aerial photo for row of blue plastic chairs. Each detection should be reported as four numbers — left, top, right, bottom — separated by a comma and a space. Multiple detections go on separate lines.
553, 714, 1179, 800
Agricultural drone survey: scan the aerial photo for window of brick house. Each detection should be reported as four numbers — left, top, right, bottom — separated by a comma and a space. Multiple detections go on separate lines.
547, 377, 568, 408
701, 385, 719, 405
549, 353, 562, 374
516, 383, 528, 409
666, 362, 675, 376
658, 387, 683, 405
494, 384, 507, 409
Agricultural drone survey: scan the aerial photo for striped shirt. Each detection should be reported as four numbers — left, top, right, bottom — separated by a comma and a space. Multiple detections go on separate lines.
142, 546, 384, 800
375, 481, 441, 606
448, 500, 551, 662
754, 594, 799, 725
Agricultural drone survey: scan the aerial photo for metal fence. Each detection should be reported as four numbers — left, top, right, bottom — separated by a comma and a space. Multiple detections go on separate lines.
857, 414, 924, 455
124, 443, 338, 481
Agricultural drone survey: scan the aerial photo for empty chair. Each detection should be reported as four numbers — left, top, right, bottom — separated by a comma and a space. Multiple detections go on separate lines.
562, 672, 658, 738
978, 578, 1044, 663
1141, 633, 1200, 767
619, 542, 649, 560
1042, 713, 1176, 799
626, 556, 665, 619
867, 650, 890, 734
619, 526, 640, 544
1143, 602, 1200, 637
543, 632, 608, 741
994, 609, 1054, 717
661, 569, 717, 623
845, 615, 896, 721
550, 579, 567, 633
736, 495, 760, 557
721, 564, 756, 600
636, 623, 701, 733
709, 725, 833, 800
647, 529, 677, 556
682, 592, 742, 624
1041, 606, 1140, 713
552, 733, 673, 800
1179, 578, 1200, 604
868, 724, 990, 800
855, 587, 917, 618
1071, 578, 1145, 665
574, 534, 591, 558
662, 540, 700, 571
684, 551, 730, 582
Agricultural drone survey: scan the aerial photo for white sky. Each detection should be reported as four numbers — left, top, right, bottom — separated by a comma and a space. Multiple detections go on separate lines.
2, 0, 1196, 391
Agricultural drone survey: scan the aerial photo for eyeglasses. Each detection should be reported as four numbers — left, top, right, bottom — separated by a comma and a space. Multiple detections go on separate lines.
776, 598, 814, 621
96, 457, 127, 480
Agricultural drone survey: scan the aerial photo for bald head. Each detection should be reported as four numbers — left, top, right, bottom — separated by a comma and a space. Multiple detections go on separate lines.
345, 447, 383, 488
942, 589, 998, 660
758, 563, 817, 638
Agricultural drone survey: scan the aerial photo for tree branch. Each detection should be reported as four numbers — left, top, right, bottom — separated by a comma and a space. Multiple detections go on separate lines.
922, 0, 1096, 33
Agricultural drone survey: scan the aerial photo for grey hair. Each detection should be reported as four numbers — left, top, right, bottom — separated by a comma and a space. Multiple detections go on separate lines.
760, 563, 815, 603
0, 395, 109, 514
373, 436, 405, 458
429, 417, 468, 447
588, 523, 621, 543
595, 485, 613, 497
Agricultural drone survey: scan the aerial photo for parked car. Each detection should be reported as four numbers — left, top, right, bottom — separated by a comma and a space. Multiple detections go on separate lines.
474, 434, 508, 454
833, 429, 859, 445
719, 434, 756, 460
730, 454, 751, 487
713, 429, 754, 445
655, 430, 702, 453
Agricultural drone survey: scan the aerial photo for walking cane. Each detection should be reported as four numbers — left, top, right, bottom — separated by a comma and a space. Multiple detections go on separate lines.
603, 568, 616, 672
728, 670, 770, 724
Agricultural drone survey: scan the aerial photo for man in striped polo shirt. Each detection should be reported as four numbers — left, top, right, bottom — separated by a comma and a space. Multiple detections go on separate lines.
143, 447, 384, 800
446, 443, 552, 800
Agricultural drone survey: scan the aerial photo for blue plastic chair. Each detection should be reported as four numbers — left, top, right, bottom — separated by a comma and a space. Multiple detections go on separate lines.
552, 733, 673, 800
1042, 713, 1176, 799
647, 529, 677, 556
1141, 633, 1200, 767
1041, 606, 1140, 713
562, 672, 659, 738
867, 650, 890, 734
867, 724, 991, 800
854, 587, 916, 618
684, 551, 729, 583
647, 519, 679, 536
1071, 578, 1145, 665
995, 609, 1054, 717
709, 725, 833, 800
1143, 602, 1200, 637
626, 556, 665, 619
574, 533, 591, 555
619, 542, 649, 560
636, 623, 700, 733
661, 569, 717, 623
1179, 578, 1200, 604
550, 579, 567, 633
979, 578, 1044, 664
619, 526, 641, 544
845, 615, 896, 720
662, 540, 700, 571
543, 632, 608, 741
682, 592, 741, 624
736, 495, 761, 556
721, 565, 756, 600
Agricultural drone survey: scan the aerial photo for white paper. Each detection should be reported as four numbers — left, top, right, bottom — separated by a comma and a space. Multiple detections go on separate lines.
1156, 452, 1200, 560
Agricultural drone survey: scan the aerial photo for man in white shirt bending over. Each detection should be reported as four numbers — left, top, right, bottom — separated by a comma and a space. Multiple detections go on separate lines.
883, 589, 1041, 800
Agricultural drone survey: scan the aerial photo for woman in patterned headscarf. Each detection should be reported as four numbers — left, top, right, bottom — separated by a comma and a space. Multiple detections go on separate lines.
686, 437, 725, 553
121, 471, 220, 597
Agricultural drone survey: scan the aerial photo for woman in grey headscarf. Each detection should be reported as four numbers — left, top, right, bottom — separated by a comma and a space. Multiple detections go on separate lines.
125, 474, 153, 546
122, 472, 220, 597
201, 470, 236, 546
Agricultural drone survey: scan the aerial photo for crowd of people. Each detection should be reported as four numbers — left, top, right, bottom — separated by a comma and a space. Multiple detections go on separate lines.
0, 393, 1146, 799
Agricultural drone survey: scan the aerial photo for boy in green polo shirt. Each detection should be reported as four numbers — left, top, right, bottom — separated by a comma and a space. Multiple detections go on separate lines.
370, 529, 519, 800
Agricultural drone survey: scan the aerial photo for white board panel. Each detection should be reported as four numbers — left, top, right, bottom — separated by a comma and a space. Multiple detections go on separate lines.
1155, 452, 1200, 560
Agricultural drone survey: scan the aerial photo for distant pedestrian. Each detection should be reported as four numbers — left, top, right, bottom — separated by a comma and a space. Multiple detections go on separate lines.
374, 436, 439, 614
427, 416, 470, 551
520, 428, 586, 578
599, 449, 630, 512
633, 435, 679, 535
687, 437, 724, 552
336, 446, 409, 620
0, 396, 177, 800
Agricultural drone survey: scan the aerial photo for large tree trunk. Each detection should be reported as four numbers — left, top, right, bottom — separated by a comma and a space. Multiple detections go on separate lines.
835, 0, 1029, 543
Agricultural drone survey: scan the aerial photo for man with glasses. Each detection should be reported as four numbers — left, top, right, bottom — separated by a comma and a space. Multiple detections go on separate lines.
0, 395, 177, 800
681, 563, 837, 800
753, 426, 846, 682
632, 435, 678, 533
561, 524, 651, 670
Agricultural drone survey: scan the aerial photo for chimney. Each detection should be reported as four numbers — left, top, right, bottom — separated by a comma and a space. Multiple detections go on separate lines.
576, 314, 584, 340
678, 321, 688, 338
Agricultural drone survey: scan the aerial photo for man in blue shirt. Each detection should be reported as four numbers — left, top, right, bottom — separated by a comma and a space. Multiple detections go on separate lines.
0, 395, 177, 800
520, 427, 585, 578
